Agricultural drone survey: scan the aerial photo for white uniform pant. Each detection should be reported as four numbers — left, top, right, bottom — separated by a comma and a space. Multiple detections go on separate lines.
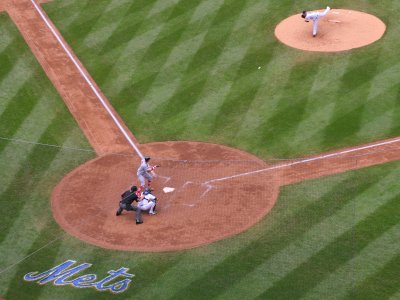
312, 19, 318, 36
307, 7, 330, 36
138, 201, 156, 213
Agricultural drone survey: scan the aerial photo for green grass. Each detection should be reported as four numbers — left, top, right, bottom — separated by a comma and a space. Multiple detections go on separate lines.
44, 0, 400, 159
1, 0, 400, 299
0, 11, 95, 298
1, 144, 399, 299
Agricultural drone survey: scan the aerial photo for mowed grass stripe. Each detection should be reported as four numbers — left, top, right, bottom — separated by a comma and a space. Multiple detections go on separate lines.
117, 0, 226, 113
0, 25, 13, 53
304, 222, 400, 300
45, 0, 400, 159
0, 82, 42, 154
4, 227, 63, 300
90, 0, 187, 89
136, 0, 255, 138
95, 0, 178, 95
289, 57, 351, 150
215, 167, 398, 300
0, 109, 85, 245
39, 240, 183, 299
0, 128, 92, 293
0, 37, 25, 79
171, 169, 378, 299
356, 60, 400, 139
86, 0, 153, 56
81, 0, 150, 50
138, 0, 266, 116
131, 0, 205, 113
37, 236, 100, 299
0, 128, 90, 285
134, 169, 347, 300
258, 191, 400, 299
102, 25, 165, 96
0, 38, 22, 80
389, 288, 400, 300
0, 58, 34, 117
322, 49, 383, 147
209, 39, 276, 135
147, 0, 179, 18
98, 0, 175, 56
56, 0, 115, 50
0, 95, 58, 195
253, 60, 321, 157
185, 1, 274, 136
235, 47, 293, 144
357, 83, 400, 140
190, 0, 224, 23
103, 0, 134, 13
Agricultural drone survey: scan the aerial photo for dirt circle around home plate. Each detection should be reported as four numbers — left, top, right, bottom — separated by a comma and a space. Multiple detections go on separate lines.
51, 141, 280, 252
275, 9, 386, 52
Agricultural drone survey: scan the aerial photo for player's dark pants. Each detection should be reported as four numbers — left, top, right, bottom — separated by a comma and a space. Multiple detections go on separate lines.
117, 202, 142, 222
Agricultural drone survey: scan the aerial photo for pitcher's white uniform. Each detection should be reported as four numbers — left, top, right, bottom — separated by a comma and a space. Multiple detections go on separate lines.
302, 6, 331, 37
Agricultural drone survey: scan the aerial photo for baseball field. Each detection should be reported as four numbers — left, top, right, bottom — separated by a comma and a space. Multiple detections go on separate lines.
0, 0, 400, 299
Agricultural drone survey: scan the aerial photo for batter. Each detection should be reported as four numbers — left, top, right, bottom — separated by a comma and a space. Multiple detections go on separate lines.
136, 156, 160, 196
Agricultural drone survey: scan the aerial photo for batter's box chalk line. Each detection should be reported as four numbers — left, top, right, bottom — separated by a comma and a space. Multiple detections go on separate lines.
200, 183, 214, 198
157, 174, 171, 183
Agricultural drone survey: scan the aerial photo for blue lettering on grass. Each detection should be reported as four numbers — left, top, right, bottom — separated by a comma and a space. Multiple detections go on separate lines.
24, 260, 134, 294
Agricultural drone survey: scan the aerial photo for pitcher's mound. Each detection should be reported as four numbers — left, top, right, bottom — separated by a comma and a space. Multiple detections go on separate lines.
275, 9, 386, 52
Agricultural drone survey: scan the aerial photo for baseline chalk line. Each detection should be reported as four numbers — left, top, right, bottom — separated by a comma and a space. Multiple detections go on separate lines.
204, 137, 400, 184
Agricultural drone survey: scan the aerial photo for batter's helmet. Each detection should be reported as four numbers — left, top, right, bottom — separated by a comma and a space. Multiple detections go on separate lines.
144, 156, 151, 162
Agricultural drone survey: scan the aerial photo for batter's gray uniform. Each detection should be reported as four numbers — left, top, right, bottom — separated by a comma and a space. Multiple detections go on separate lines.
137, 159, 153, 187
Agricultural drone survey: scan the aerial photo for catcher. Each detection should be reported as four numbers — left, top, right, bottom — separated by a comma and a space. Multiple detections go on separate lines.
137, 188, 157, 216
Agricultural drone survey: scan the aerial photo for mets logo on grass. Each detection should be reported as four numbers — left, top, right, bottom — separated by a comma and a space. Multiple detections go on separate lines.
23, 260, 134, 294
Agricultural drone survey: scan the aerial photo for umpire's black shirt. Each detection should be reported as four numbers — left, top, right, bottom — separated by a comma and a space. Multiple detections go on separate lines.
120, 190, 138, 205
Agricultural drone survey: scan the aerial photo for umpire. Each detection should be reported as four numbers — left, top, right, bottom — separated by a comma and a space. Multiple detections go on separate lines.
116, 185, 143, 224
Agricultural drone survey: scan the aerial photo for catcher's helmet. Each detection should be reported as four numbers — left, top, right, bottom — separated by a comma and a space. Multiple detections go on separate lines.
130, 185, 138, 192
144, 156, 151, 162
301, 11, 307, 18
143, 188, 152, 195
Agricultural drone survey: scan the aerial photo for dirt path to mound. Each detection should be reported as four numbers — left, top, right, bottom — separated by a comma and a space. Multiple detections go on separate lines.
3, 1, 400, 251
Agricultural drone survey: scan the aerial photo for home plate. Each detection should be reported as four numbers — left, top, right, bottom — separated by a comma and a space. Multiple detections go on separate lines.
163, 187, 175, 193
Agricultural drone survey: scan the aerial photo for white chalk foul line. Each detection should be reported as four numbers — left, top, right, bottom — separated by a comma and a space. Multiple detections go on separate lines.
204, 137, 400, 184
30, 0, 143, 159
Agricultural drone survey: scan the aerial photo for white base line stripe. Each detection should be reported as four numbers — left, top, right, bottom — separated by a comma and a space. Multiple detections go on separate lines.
30, 0, 143, 159
205, 137, 400, 184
